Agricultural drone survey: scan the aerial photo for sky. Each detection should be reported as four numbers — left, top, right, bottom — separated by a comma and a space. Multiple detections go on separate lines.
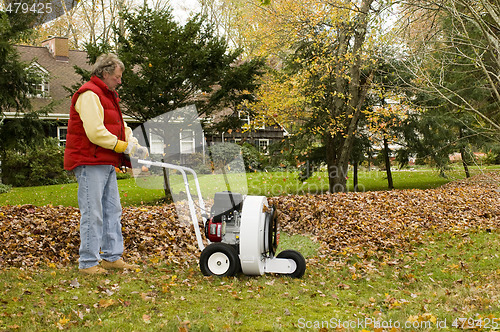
168, 0, 201, 23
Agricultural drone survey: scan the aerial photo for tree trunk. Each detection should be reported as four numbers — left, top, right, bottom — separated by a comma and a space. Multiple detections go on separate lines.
325, 135, 349, 193
353, 162, 359, 192
327, 163, 349, 193
324, 0, 375, 193
459, 128, 471, 178
383, 136, 394, 190
460, 146, 471, 178
161, 159, 174, 204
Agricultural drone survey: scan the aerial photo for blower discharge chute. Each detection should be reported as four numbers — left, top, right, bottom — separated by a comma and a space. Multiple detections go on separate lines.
133, 106, 306, 278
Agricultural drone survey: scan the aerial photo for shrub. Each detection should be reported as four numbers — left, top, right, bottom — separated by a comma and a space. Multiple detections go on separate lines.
209, 142, 247, 172
483, 151, 499, 165
1, 138, 73, 187
240, 143, 263, 171
116, 168, 132, 180
0, 183, 12, 194
183, 152, 212, 174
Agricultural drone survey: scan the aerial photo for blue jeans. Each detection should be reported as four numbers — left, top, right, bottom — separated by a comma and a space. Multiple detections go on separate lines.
74, 165, 124, 269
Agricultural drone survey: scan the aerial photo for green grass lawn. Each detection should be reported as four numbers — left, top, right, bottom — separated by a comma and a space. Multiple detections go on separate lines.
0, 165, 498, 207
1, 230, 498, 331
1, 166, 498, 330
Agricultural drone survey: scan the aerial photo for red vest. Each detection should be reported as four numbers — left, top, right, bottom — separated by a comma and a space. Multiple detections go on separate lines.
64, 76, 130, 171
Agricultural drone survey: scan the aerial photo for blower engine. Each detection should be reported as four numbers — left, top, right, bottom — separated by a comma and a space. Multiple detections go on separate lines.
200, 191, 306, 278
205, 191, 244, 245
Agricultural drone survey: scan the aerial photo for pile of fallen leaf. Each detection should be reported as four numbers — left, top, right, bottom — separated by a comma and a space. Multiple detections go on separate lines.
0, 204, 200, 268
271, 171, 500, 258
0, 172, 498, 268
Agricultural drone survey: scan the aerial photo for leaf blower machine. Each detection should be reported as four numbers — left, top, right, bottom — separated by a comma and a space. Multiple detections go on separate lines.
133, 105, 305, 278
137, 160, 307, 278
202, 190, 306, 278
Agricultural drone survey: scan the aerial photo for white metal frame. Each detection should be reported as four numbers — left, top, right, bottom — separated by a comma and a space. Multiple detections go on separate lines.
138, 159, 207, 251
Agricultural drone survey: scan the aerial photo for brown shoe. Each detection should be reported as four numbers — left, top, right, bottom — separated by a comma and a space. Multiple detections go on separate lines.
80, 265, 108, 275
101, 258, 139, 270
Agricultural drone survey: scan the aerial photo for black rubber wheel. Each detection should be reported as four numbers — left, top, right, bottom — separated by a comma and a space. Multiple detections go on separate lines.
271, 207, 280, 253
264, 206, 280, 257
276, 249, 306, 278
200, 243, 240, 277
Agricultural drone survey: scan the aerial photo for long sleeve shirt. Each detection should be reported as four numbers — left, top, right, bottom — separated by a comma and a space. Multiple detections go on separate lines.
75, 90, 138, 151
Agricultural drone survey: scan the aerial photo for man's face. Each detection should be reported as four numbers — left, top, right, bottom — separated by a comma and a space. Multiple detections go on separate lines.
102, 67, 123, 91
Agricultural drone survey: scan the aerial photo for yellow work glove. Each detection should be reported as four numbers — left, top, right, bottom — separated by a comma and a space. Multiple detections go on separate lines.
114, 140, 149, 159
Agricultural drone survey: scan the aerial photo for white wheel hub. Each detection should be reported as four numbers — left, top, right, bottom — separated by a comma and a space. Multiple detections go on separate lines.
207, 252, 230, 275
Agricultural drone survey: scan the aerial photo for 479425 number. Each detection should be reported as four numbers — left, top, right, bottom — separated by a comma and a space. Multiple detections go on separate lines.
452, 317, 499, 329
5, 1, 52, 14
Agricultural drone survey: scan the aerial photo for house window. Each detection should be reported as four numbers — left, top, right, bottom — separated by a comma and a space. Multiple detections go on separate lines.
180, 129, 195, 154
149, 132, 164, 155
33, 81, 50, 98
255, 115, 266, 130
201, 116, 213, 125
57, 127, 67, 147
238, 111, 250, 126
257, 139, 269, 154
238, 111, 266, 130
28, 62, 50, 98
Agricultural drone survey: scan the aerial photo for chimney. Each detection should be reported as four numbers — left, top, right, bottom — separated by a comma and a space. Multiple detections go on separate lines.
42, 36, 69, 62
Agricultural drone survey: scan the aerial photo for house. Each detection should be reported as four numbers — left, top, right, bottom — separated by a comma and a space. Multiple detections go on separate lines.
12, 37, 288, 156
449, 152, 486, 163
10, 36, 92, 145
208, 110, 289, 154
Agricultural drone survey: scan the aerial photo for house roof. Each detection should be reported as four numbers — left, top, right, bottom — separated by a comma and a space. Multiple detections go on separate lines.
12, 44, 91, 119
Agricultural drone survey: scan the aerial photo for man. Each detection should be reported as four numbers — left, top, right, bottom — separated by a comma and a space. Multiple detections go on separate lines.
64, 53, 147, 275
